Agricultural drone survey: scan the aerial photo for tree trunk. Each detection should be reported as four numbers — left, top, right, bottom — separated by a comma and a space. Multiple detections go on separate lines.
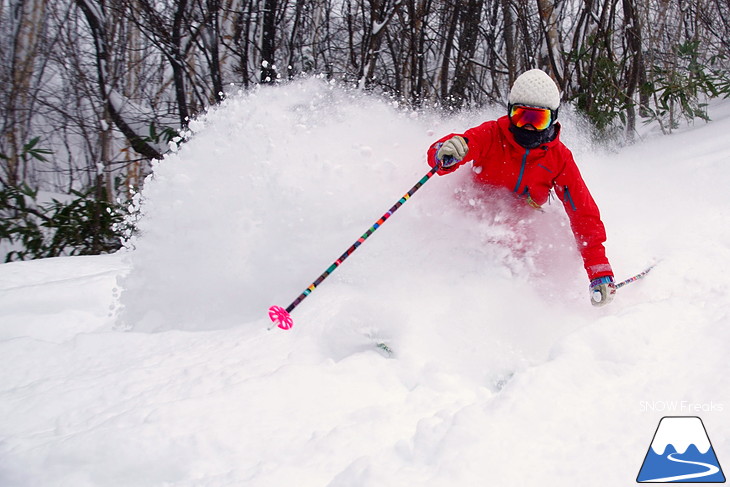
206, 0, 224, 101
536, 0, 563, 84
74, 0, 162, 159
439, 0, 461, 100
502, 0, 517, 86
361, 0, 400, 89
260, 0, 277, 83
171, 0, 191, 125
622, 0, 644, 141
449, 0, 484, 106
4, 0, 47, 187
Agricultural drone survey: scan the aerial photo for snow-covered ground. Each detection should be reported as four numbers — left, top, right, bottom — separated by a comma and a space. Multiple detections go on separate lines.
1, 79, 729, 486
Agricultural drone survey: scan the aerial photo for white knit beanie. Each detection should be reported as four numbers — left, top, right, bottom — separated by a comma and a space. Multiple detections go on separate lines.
508, 69, 561, 110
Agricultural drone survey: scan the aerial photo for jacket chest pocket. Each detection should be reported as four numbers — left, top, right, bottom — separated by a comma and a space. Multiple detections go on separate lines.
519, 158, 555, 206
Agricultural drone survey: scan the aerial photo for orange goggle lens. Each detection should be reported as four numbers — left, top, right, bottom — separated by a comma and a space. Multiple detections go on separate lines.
509, 105, 554, 131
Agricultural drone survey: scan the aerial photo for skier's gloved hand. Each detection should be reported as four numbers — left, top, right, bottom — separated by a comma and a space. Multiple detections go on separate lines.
590, 275, 616, 307
436, 136, 468, 169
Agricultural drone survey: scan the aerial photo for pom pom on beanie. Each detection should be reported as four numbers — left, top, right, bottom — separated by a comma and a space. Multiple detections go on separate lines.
508, 69, 561, 110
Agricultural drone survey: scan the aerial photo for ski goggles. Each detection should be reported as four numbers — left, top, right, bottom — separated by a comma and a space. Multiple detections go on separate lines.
508, 104, 555, 131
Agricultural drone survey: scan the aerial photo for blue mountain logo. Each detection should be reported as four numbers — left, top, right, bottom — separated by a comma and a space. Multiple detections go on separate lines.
637, 416, 725, 483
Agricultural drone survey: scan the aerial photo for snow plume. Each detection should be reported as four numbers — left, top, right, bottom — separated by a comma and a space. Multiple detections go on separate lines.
114, 78, 601, 401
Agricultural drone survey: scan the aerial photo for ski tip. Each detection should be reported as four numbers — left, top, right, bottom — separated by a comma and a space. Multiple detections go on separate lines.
375, 342, 395, 358
268, 305, 294, 330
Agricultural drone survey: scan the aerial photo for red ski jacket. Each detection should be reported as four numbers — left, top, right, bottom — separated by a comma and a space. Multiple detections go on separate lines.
428, 115, 613, 280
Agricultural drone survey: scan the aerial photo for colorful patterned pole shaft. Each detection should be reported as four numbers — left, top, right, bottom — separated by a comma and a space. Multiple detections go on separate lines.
268, 163, 441, 330
616, 264, 656, 289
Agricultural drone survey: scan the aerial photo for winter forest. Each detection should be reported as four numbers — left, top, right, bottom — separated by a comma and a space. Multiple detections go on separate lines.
1, 0, 730, 261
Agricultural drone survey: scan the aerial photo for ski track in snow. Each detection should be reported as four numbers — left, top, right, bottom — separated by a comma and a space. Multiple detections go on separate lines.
1, 79, 729, 486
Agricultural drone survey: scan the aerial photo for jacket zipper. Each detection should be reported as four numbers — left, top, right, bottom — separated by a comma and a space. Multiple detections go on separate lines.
513, 149, 530, 193
563, 185, 577, 211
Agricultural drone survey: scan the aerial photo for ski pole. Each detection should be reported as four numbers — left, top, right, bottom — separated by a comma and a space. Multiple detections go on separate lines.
268, 162, 444, 330
616, 264, 656, 289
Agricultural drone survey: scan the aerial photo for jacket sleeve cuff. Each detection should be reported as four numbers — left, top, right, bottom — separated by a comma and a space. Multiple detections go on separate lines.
587, 263, 613, 281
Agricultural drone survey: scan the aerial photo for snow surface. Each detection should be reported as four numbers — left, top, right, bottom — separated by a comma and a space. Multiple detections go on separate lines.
1, 78, 729, 486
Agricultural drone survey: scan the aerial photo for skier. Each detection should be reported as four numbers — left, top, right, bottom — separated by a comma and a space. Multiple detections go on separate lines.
428, 69, 615, 306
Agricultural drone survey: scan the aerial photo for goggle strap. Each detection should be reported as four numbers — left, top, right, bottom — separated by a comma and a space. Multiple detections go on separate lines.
508, 104, 558, 119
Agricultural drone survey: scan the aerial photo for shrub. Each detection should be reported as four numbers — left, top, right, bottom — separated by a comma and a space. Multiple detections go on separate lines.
0, 184, 137, 262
